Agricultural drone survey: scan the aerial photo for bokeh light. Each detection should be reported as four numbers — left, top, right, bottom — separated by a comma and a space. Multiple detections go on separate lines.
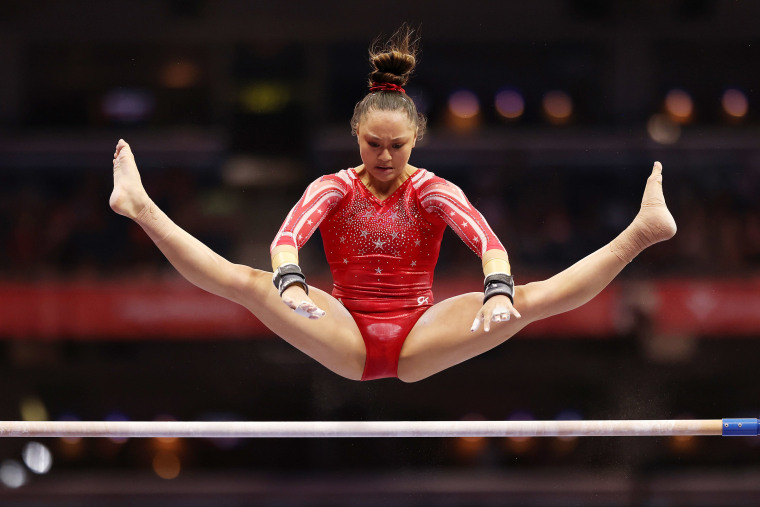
648, 113, 681, 144
446, 89, 482, 131
240, 82, 292, 114
20, 396, 48, 422
664, 89, 693, 123
153, 451, 181, 480
101, 88, 156, 123
542, 90, 573, 124
448, 90, 480, 119
22, 442, 53, 474
495, 88, 525, 120
160, 60, 201, 89
669, 434, 698, 454
0, 460, 28, 489
57, 436, 85, 460
722, 88, 748, 120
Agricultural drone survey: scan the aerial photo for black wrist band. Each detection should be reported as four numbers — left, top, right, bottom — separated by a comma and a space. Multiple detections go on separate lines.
273, 264, 309, 297
483, 273, 514, 305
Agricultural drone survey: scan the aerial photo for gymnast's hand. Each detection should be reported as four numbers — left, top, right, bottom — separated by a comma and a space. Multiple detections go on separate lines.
470, 295, 521, 332
281, 285, 326, 320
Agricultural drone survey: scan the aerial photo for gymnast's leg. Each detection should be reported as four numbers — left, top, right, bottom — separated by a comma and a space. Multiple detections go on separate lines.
398, 162, 676, 382
110, 140, 366, 379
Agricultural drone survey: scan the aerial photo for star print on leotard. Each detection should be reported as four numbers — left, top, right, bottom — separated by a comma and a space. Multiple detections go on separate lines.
271, 168, 506, 312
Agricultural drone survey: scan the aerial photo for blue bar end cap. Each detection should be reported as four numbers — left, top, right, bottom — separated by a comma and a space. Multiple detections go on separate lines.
722, 418, 759, 436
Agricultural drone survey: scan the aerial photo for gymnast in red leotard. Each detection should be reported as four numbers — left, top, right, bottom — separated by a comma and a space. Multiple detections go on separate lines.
271, 168, 506, 379
110, 25, 676, 382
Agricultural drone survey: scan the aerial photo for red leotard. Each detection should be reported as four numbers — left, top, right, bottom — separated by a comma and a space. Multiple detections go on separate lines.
271, 168, 505, 380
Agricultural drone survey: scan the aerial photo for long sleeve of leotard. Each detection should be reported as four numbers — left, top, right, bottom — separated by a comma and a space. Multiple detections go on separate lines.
415, 173, 506, 258
270, 172, 350, 255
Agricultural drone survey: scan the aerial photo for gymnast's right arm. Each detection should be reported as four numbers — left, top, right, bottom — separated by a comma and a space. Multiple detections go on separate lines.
270, 174, 348, 318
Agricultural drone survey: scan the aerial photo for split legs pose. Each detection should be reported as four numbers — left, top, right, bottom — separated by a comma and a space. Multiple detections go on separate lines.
111, 140, 676, 382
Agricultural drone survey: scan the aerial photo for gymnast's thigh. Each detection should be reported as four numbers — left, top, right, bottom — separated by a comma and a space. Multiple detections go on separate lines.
236, 269, 366, 380
397, 287, 535, 382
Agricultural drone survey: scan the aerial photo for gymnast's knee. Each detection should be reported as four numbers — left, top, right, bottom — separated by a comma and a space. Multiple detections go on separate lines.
228, 265, 274, 304
511, 283, 552, 322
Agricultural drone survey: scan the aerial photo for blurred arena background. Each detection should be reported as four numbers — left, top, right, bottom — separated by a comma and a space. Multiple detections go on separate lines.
1, 0, 759, 505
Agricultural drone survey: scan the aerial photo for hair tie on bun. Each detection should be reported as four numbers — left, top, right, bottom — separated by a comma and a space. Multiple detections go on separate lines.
369, 82, 406, 94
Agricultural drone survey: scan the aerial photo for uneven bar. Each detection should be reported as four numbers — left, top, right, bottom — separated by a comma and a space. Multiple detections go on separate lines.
0, 419, 756, 438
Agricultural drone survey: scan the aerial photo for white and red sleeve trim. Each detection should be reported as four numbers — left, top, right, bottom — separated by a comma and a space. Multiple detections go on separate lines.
270, 171, 350, 252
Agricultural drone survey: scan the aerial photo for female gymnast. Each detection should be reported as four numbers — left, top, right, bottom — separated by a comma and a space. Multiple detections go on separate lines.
109, 27, 676, 382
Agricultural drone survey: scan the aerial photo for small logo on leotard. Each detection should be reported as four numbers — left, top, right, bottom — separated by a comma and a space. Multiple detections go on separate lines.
417, 296, 430, 306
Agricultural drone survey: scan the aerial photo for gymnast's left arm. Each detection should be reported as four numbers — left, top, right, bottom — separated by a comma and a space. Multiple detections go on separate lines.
419, 179, 521, 331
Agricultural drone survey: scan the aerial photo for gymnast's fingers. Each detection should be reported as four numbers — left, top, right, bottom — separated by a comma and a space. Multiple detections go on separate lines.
490, 299, 521, 321
295, 301, 326, 319
470, 312, 483, 333
281, 293, 326, 320
490, 304, 511, 323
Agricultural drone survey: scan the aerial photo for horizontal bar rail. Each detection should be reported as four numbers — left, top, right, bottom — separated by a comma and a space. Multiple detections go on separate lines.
0, 419, 756, 438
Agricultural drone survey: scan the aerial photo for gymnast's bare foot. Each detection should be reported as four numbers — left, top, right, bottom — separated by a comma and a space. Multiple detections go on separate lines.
610, 162, 677, 263
110, 139, 150, 219
634, 161, 677, 243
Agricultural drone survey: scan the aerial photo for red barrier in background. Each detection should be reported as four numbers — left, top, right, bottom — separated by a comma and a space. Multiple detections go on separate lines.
654, 279, 760, 336
0, 278, 757, 340
0, 281, 267, 339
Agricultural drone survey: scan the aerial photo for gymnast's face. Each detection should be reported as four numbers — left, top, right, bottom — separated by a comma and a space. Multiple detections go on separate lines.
356, 109, 417, 185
